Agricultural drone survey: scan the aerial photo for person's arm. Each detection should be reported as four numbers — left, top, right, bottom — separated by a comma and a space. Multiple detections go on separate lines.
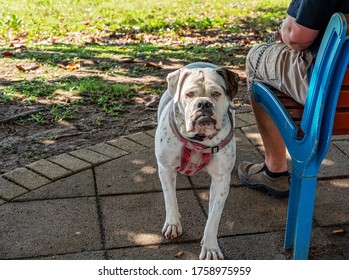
280, 15, 320, 51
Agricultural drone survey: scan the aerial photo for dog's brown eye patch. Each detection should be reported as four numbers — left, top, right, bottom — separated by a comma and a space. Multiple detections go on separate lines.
185, 91, 195, 98
212, 91, 222, 98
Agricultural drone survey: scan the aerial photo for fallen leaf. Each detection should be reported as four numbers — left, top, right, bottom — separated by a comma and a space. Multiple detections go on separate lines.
57, 62, 81, 71
16, 64, 40, 71
121, 57, 135, 63
145, 96, 160, 107
2, 51, 15, 57
175, 251, 184, 258
144, 61, 163, 69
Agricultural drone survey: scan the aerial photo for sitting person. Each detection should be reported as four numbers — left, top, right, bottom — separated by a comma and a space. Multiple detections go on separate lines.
238, 0, 349, 198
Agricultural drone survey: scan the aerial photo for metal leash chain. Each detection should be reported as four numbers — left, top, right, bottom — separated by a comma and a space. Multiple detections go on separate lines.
230, 22, 283, 110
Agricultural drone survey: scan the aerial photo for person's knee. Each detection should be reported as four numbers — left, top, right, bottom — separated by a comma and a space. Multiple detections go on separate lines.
246, 44, 262, 76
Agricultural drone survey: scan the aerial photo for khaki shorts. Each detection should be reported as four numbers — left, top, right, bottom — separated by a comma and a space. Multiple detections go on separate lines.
246, 43, 313, 105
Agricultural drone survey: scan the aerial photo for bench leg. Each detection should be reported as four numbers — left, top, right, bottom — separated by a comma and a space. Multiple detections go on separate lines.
284, 169, 317, 260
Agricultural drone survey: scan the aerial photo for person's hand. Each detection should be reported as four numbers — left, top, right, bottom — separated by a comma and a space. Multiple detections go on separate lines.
281, 15, 319, 50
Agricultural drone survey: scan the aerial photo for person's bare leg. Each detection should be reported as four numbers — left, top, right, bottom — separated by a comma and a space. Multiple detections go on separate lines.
250, 95, 288, 173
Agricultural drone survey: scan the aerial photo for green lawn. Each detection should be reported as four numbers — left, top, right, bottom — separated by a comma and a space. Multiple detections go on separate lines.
1, 0, 288, 43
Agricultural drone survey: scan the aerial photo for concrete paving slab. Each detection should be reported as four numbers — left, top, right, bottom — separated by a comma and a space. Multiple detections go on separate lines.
88, 143, 128, 158
314, 178, 349, 226
319, 144, 349, 178
125, 132, 154, 148
48, 153, 91, 173
196, 187, 288, 236
95, 149, 191, 195
34, 251, 106, 260
308, 226, 349, 260
14, 169, 95, 201
27, 159, 72, 181
333, 138, 349, 154
241, 125, 263, 147
3, 168, 51, 190
0, 176, 28, 200
108, 242, 200, 260
100, 191, 206, 249
145, 130, 156, 137
0, 197, 101, 259
236, 112, 256, 125
219, 232, 286, 260
235, 129, 252, 147
235, 117, 249, 129
69, 148, 111, 165
107, 137, 145, 152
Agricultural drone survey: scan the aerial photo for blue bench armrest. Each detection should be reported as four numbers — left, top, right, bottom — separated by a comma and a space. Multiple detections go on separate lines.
253, 82, 299, 141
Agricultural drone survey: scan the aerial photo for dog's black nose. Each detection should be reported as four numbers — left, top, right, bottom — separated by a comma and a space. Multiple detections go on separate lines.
196, 100, 212, 110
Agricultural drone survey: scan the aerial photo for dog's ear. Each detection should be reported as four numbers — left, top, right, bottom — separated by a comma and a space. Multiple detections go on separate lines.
216, 68, 240, 101
166, 68, 191, 103
166, 69, 181, 98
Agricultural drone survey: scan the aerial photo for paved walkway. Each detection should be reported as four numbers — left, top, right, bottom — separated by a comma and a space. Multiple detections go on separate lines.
0, 107, 348, 260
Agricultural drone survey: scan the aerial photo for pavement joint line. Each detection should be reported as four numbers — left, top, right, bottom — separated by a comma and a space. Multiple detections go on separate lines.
85, 144, 128, 159
24, 165, 60, 181
2, 169, 42, 191
0, 175, 27, 190
92, 167, 108, 260
123, 135, 153, 148
103, 142, 132, 157
11, 194, 97, 203
26, 160, 73, 181
46, 157, 91, 174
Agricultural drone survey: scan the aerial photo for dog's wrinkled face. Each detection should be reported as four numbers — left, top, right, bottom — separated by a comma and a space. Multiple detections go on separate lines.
167, 67, 239, 139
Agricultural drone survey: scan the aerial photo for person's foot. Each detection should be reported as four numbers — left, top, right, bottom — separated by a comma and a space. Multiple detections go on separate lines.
238, 162, 290, 198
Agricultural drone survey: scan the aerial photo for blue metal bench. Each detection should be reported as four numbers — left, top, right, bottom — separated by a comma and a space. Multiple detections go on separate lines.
253, 13, 349, 260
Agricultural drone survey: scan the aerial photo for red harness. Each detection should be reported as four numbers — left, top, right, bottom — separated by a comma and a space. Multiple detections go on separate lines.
161, 98, 234, 176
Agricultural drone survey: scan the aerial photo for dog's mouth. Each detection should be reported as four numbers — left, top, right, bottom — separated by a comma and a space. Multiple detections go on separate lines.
187, 114, 219, 141
194, 115, 217, 127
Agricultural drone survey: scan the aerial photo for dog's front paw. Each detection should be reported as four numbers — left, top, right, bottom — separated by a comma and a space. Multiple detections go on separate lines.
199, 243, 224, 260
162, 222, 183, 239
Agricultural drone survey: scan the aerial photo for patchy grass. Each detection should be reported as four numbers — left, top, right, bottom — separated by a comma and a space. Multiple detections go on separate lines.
0, 0, 288, 43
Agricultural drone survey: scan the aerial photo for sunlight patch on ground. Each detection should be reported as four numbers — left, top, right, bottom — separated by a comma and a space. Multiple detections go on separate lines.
331, 179, 349, 189
127, 232, 163, 245
140, 166, 157, 175
131, 159, 146, 165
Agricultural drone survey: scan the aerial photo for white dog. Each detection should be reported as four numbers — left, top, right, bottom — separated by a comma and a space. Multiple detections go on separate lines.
155, 62, 239, 260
